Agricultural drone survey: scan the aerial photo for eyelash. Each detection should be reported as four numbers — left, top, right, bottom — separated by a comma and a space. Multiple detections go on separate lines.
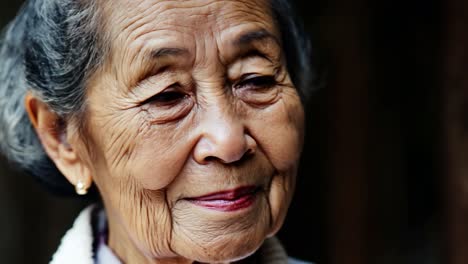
234, 75, 277, 90
140, 75, 277, 107
141, 87, 187, 106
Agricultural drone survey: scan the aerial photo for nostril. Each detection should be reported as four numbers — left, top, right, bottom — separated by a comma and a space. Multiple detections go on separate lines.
236, 148, 255, 165
245, 148, 254, 157
204, 156, 217, 163
202, 147, 254, 165
193, 128, 257, 165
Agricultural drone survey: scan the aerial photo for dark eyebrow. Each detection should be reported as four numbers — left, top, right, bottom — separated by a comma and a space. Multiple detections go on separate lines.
233, 29, 280, 47
149, 47, 189, 60
128, 47, 189, 90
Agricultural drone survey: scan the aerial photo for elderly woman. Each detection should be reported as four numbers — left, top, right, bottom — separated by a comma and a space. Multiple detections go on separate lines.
0, 0, 312, 263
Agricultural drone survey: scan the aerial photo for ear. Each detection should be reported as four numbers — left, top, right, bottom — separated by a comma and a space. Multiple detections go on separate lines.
25, 92, 93, 191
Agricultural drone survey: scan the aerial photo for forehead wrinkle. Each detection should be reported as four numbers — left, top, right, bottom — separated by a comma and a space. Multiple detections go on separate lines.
107, 0, 215, 39
109, 5, 200, 81
99, 0, 279, 91
105, 0, 276, 56
108, 0, 273, 43
213, 0, 275, 27
103, 1, 177, 67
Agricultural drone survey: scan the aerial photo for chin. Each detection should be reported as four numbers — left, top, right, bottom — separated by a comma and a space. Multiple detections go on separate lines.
170, 189, 287, 262
171, 217, 271, 263
189, 236, 266, 263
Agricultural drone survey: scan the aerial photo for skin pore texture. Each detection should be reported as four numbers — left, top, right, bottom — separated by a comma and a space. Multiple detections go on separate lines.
28, 0, 305, 263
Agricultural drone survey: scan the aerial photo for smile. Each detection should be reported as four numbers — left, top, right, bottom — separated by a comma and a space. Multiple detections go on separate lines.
185, 186, 261, 212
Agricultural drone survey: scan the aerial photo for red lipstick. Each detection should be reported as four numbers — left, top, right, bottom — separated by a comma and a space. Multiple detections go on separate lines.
186, 186, 259, 212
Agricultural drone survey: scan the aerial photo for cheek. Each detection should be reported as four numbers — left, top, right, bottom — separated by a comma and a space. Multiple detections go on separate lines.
250, 91, 305, 173
130, 119, 194, 190
247, 90, 305, 234
85, 105, 141, 175
111, 187, 175, 257
88, 105, 193, 191
86, 112, 187, 257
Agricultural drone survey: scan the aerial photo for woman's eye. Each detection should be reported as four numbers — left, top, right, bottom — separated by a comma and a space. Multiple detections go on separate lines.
142, 90, 187, 106
235, 75, 277, 90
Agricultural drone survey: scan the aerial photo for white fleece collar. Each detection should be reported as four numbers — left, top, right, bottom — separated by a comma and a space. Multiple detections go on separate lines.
50, 205, 96, 264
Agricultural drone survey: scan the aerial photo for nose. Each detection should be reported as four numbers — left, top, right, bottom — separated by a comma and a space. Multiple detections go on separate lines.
192, 110, 256, 165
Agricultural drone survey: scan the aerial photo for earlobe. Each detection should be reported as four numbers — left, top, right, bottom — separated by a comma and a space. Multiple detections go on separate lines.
24, 92, 93, 192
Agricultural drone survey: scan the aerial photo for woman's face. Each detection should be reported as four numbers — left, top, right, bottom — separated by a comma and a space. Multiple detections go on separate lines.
78, 0, 304, 262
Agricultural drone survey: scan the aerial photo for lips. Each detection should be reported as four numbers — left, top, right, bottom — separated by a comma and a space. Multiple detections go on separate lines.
185, 186, 260, 212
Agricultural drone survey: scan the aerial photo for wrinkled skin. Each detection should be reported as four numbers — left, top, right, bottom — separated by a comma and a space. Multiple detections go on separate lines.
72, 0, 304, 263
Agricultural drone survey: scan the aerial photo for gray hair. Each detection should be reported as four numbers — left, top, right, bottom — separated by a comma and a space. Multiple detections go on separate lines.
0, 0, 104, 195
0, 0, 313, 196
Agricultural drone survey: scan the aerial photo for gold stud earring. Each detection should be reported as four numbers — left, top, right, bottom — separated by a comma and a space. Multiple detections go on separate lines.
75, 180, 88, 195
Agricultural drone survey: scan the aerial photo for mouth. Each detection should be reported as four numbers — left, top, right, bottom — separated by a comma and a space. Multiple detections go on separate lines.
185, 186, 261, 212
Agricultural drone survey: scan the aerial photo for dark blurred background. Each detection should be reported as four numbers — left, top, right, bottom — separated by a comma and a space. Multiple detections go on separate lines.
2, 0, 465, 263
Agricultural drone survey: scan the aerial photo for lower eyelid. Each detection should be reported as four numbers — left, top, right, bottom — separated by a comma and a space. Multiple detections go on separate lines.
143, 98, 194, 124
